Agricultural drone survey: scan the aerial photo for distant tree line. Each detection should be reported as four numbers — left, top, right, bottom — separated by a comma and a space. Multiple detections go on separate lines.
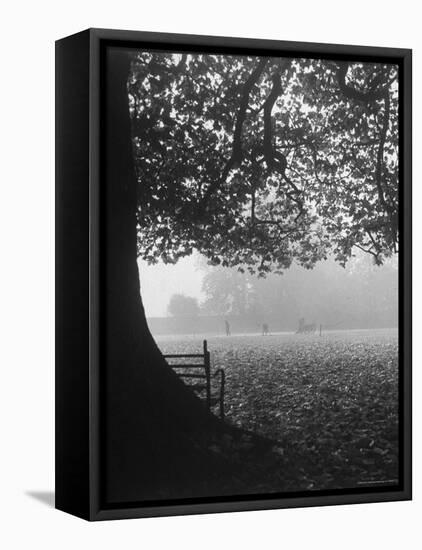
167, 252, 397, 330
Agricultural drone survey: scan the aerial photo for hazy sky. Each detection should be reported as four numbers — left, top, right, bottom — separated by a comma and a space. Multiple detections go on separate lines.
138, 253, 203, 317
139, 249, 398, 320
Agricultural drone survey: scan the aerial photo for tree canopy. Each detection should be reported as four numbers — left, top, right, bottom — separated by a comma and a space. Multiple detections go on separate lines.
129, 52, 398, 275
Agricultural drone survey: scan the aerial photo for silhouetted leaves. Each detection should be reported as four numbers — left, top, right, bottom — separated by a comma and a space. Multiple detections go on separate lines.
129, 54, 399, 275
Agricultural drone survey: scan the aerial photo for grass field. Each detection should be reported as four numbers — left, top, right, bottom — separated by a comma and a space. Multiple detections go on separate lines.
155, 328, 399, 492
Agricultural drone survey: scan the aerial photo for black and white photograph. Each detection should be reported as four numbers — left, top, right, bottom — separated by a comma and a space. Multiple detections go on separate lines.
2, 0, 421, 542
99, 40, 407, 508
2, 0, 420, 544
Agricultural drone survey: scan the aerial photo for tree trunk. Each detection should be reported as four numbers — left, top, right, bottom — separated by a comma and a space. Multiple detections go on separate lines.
103, 48, 242, 503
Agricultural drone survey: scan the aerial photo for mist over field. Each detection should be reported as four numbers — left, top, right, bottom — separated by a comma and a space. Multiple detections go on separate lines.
140, 250, 398, 335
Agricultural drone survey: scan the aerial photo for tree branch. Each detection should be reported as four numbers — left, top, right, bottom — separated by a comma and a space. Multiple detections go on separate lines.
261, 64, 304, 219
263, 72, 283, 170
337, 63, 391, 103
374, 89, 390, 211
201, 58, 267, 206
353, 243, 380, 261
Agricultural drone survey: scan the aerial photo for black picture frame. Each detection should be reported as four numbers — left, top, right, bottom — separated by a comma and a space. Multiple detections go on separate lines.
55, 28, 412, 521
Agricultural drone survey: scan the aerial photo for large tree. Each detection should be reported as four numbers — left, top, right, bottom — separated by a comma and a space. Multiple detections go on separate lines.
104, 47, 398, 503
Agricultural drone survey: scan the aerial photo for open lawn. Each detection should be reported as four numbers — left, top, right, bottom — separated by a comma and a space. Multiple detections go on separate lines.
155, 328, 399, 492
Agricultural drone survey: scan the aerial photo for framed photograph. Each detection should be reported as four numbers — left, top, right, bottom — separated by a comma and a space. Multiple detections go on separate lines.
55, 28, 412, 520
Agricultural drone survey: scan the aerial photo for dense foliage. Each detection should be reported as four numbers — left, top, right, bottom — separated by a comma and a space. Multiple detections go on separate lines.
129, 53, 398, 274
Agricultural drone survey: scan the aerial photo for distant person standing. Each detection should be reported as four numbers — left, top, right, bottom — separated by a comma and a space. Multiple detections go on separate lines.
225, 320, 231, 336
262, 323, 269, 336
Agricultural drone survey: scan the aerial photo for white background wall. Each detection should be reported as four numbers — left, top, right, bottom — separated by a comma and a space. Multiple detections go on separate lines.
0, 1, 418, 547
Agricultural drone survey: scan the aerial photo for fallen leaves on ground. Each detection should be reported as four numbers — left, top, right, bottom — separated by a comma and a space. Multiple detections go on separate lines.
156, 328, 399, 493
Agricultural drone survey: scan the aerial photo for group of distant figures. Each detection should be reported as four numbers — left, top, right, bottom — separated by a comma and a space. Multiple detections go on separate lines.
224, 320, 269, 336
223, 318, 320, 336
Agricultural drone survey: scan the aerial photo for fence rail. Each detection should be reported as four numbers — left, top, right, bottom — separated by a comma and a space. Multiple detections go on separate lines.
163, 339, 225, 419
